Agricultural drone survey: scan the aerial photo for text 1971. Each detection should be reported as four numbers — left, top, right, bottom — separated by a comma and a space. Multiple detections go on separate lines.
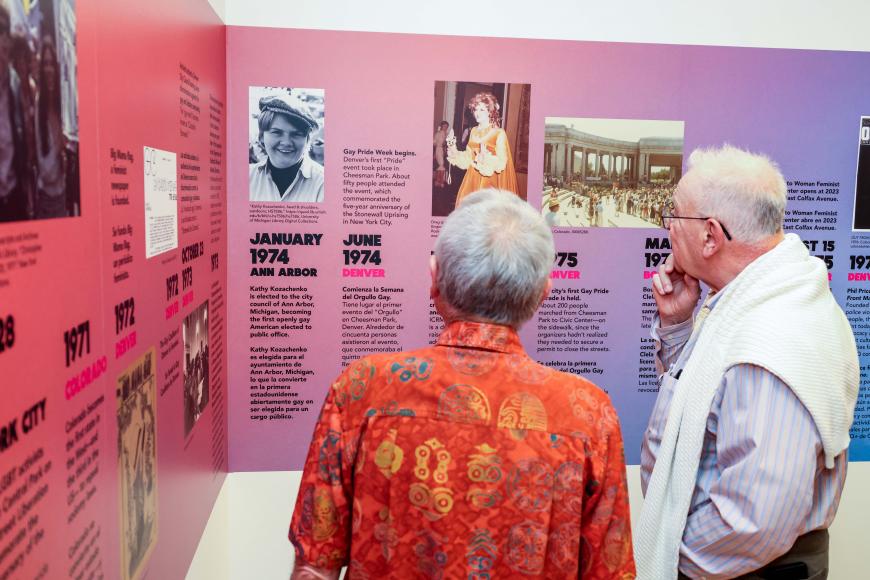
64, 321, 91, 367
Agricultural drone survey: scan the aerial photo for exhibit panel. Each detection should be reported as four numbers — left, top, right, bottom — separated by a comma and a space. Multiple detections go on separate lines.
226, 27, 870, 471
0, 0, 227, 578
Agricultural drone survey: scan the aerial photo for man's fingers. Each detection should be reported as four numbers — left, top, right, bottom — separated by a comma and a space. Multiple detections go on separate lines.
657, 264, 673, 293
652, 272, 673, 296
652, 273, 665, 295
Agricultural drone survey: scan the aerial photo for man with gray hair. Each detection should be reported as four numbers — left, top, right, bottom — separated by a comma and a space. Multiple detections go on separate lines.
288, 189, 635, 579
637, 145, 858, 579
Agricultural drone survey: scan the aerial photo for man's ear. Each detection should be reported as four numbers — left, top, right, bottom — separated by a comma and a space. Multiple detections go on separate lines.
429, 254, 439, 299
540, 278, 552, 305
702, 219, 726, 258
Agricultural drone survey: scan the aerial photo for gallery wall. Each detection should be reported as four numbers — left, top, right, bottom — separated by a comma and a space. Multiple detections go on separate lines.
207, 5, 870, 577
0, 0, 226, 578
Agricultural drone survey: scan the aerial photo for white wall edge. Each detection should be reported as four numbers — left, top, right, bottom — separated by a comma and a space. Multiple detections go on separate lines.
224, 0, 870, 52
207, 0, 227, 24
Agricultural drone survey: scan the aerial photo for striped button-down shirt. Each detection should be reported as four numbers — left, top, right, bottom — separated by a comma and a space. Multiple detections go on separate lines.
640, 293, 847, 579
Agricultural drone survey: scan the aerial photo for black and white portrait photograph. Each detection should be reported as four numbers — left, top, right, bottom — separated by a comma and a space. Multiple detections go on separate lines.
0, 0, 80, 222
248, 86, 324, 203
183, 299, 209, 437
543, 117, 683, 229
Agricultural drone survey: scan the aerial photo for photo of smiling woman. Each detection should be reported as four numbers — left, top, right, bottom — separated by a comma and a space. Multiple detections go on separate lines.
248, 87, 325, 202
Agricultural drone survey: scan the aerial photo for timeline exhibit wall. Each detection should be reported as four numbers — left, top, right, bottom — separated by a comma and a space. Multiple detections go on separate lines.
4, 5, 870, 580
0, 0, 226, 578
226, 27, 870, 471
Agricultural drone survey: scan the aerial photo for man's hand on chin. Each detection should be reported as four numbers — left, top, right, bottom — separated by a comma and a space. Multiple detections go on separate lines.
652, 255, 701, 327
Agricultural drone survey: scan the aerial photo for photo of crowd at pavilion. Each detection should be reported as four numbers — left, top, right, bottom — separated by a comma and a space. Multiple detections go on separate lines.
0, 0, 79, 222
542, 118, 684, 228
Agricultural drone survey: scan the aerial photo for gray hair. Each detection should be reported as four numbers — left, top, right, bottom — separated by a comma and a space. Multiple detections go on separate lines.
434, 189, 554, 327
681, 144, 787, 244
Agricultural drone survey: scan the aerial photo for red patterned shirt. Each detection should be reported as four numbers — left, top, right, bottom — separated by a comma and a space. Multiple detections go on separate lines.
289, 321, 636, 579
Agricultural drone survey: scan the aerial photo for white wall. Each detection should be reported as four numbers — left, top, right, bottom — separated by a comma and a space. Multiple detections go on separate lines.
224, 0, 870, 51
207, 0, 226, 23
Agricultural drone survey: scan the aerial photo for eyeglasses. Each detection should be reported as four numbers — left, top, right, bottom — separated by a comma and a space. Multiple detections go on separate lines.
660, 205, 732, 241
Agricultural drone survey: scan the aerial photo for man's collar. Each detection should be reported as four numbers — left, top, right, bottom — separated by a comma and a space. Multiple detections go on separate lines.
704, 288, 722, 311
436, 320, 524, 354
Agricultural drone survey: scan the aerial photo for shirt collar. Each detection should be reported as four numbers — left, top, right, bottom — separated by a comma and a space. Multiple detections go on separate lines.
705, 288, 724, 311
258, 155, 312, 179
436, 320, 525, 354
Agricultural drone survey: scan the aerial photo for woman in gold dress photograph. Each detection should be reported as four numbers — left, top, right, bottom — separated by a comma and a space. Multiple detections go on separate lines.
446, 92, 519, 208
